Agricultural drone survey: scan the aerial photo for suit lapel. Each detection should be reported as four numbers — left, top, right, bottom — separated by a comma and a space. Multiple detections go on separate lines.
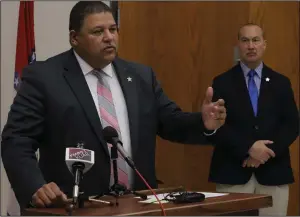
62, 50, 109, 156
232, 64, 255, 118
113, 58, 140, 156
257, 65, 272, 118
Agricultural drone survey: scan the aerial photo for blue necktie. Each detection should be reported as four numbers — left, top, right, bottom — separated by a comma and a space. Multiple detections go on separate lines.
248, 70, 258, 116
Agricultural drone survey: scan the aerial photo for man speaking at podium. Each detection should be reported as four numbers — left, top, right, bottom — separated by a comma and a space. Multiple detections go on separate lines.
1, 1, 226, 211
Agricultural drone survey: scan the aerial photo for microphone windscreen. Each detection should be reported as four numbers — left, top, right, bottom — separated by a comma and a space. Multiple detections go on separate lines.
103, 126, 118, 143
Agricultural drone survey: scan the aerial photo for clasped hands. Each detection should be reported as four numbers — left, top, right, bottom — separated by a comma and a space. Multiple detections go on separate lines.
243, 140, 275, 168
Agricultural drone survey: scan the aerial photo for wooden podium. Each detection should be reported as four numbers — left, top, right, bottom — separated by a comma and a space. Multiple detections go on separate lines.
22, 187, 272, 216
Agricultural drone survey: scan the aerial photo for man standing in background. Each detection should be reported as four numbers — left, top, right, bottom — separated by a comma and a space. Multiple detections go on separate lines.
208, 23, 299, 215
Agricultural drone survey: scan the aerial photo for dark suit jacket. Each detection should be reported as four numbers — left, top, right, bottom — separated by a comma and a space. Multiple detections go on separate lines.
1, 49, 209, 209
208, 63, 299, 186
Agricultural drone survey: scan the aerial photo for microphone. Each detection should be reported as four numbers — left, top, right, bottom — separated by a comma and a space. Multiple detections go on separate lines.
102, 126, 135, 169
65, 143, 95, 205
102, 126, 165, 215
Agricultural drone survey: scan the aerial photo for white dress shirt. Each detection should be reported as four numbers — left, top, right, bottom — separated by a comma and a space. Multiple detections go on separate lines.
73, 50, 134, 188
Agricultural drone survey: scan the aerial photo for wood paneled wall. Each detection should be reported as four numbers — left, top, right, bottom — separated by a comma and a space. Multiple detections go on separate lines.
118, 2, 299, 215
247, 2, 299, 215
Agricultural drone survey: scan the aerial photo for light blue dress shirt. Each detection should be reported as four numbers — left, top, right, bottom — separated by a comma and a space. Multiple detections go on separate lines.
240, 61, 263, 94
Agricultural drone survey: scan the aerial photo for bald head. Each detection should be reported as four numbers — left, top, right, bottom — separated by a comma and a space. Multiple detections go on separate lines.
238, 23, 265, 40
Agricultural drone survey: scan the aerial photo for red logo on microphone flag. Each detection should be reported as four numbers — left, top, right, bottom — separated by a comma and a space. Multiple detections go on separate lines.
14, 1, 36, 91
68, 148, 92, 161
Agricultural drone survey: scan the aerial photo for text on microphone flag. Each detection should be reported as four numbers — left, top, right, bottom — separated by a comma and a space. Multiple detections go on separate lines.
68, 148, 92, 161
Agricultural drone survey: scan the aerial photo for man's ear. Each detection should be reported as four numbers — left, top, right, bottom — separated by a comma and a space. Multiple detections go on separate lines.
69, 30, 78, 46
263, 39, 267, 50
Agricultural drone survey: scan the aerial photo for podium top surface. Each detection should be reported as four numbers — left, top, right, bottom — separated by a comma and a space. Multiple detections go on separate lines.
23, 189, 272, 216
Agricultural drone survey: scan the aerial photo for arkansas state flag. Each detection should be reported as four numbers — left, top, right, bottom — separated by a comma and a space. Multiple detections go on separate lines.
14, 1, 36, 91
7, 2, 36, 215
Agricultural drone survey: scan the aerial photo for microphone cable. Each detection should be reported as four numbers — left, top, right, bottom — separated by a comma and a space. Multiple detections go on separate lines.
134, 168, 166, 216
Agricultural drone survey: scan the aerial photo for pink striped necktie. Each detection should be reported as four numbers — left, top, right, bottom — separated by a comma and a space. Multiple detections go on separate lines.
93, 69, 129, 188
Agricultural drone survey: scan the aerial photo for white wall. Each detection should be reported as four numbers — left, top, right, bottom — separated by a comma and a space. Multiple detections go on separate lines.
1, 1, 110, 215
1, 1, 19, 214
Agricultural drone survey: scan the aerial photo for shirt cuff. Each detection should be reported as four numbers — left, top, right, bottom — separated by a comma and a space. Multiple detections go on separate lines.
203, 129, 217, 136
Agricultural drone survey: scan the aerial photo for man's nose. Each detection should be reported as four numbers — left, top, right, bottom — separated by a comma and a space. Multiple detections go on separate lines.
248, 41, 255, 49
103, 30, 114, 41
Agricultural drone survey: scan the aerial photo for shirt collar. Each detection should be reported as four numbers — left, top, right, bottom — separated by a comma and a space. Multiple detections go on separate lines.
240, 61, 263, 78
73, 50, 113, 77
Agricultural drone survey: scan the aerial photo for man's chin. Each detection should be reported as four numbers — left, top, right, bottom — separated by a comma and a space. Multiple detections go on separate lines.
104, 53, 116, 61
243, 57, 259, 63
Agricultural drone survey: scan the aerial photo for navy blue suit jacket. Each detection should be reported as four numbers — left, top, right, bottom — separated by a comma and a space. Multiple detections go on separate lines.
208, 63, 299, 186
1, 49, 209, 209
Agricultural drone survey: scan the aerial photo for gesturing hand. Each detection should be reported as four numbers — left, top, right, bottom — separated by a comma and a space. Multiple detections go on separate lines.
201, 87, 226, 130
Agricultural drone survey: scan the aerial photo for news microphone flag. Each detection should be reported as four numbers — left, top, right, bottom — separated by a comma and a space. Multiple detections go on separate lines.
65, 147, 95, 174
14, 1, 36, 91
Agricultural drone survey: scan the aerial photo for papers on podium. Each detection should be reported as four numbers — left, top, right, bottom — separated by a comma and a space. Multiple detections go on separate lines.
136, 192, 229, 204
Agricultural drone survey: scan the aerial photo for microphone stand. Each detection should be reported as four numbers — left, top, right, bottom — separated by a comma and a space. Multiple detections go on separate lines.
108, 146, 148, 202
66, 163, 85, 216
72, 163, 85, 205
108, 143, 126, 206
